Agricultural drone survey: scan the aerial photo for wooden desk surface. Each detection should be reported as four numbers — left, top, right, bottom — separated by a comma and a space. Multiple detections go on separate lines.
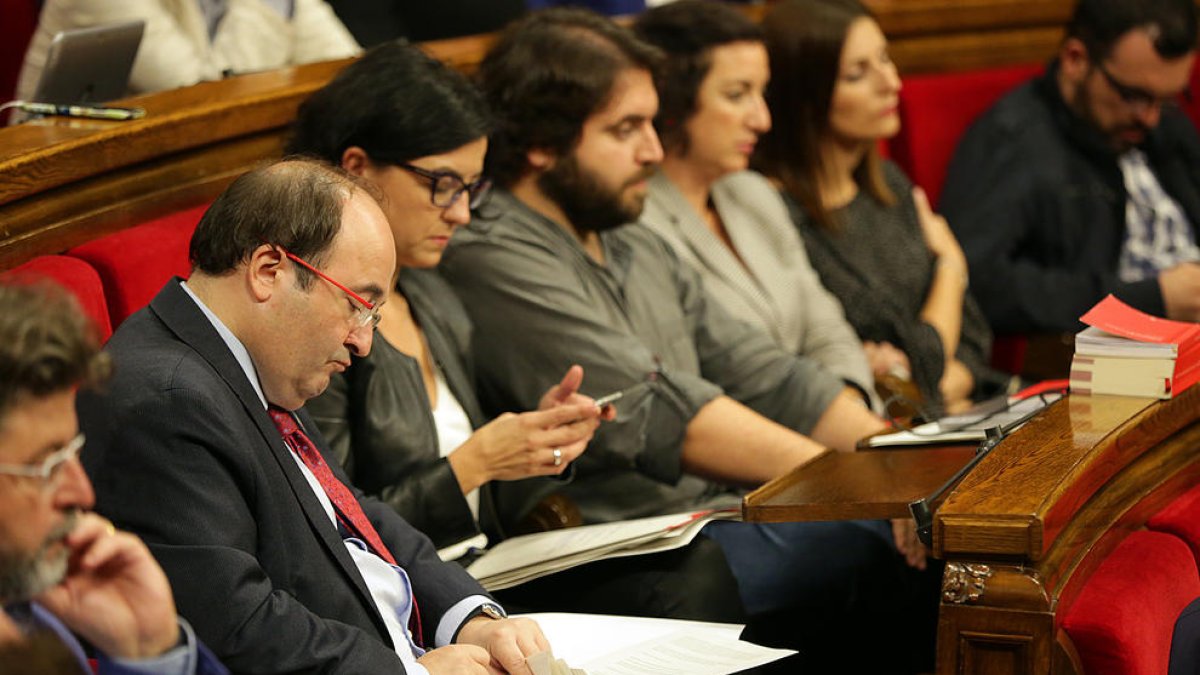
743, 445, 977, 522
742, 388, 1200, 563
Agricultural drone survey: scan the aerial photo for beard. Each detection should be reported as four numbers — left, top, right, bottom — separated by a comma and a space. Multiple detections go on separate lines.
538, 153, 655, 234
1075, 76, 1150, 152
0, 512, 76, 603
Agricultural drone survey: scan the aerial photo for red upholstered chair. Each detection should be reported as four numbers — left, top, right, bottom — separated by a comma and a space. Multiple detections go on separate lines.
0, 0, 40, 123
1149, 484, 1200, 565
889, 63, 1045, 376
2, 255, 114, 342
68, 204, 208, 328
1061, 530, 1200, 675
889, 62, 1044, 208
1181, 59, 1200, 132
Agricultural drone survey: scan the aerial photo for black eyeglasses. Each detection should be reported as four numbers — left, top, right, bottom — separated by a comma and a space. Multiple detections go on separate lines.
398, 163, 492, 209
1094, 61, 1188, 113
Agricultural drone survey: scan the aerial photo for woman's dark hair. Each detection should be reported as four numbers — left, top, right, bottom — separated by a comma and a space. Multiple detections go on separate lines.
286, 40, 492, 167
633, 0, 763, 153
478, 7, 661, 188
755, 0, 894, 231
1067, 0, 1198, 62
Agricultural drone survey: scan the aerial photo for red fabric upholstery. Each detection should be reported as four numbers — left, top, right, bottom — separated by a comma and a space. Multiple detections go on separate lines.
2, 255, 113, 342
0, 0, 39, 122
989, 335, 1028, 375
68, 204, 208, 328
1181, 60, 1200, 132
1062, 530, 1200, 675
890, 63, 1044, 207
1149, 484, 1200, 565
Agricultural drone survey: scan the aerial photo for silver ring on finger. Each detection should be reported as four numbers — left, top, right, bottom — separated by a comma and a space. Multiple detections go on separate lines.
552, 448, 563, 467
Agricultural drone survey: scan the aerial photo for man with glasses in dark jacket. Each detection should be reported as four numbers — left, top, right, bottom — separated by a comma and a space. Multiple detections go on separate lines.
942, 0, 1200, 335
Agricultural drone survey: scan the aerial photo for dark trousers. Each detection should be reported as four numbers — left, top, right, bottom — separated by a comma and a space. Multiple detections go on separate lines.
705, 520, 941, 674
1170, 596, 1200, 675
493, 535, 746, 623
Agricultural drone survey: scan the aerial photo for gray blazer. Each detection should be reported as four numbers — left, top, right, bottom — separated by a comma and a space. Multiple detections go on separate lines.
640, 170, 878, 408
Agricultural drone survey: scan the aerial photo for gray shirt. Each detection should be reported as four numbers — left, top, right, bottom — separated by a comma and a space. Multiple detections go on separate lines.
441, 189, 844, 523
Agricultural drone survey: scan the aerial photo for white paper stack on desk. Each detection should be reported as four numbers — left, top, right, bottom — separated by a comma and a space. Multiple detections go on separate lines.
466, 508, 739, 591
522, 613, 796, 675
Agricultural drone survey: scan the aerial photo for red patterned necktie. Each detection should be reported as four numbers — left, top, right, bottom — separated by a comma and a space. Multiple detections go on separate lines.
267, 406, 423, 646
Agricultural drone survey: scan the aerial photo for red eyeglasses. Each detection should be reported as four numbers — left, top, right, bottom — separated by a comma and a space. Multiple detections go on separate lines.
280, 248, 381, 329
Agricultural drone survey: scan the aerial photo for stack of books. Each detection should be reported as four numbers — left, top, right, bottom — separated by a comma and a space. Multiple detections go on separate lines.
1070, 294, 1200, 399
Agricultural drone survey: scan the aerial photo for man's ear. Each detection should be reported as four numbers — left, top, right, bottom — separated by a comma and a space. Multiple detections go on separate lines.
1060, 37, 1091, 83
527, 147, 557, 171
341, 146, 370, 177
247, 244, 285, 303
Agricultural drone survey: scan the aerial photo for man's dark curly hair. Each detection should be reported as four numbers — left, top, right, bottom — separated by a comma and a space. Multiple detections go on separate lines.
477, 7, 662, 188
1067, 0, 1197, 61
0, 281, 110, 422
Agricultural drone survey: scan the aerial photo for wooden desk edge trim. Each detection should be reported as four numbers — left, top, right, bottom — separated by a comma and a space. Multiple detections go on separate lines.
741, 447, 836, 516
0, 61, 354, 207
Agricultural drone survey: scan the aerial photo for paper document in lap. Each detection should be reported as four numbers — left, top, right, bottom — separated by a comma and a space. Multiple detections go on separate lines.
522, 612, 795, 675
467, 508, 739, 591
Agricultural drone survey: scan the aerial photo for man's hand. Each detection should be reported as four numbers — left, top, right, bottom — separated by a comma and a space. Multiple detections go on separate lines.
1159, 262, 1200, 322
35, 513, 179, 659
0, 608, 20, 644
455, 616, 551, 675
891, 518, 927, 571
417, 643, 496, 674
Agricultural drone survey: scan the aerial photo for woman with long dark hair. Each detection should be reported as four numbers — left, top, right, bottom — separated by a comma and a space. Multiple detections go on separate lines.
756, 0, 1013, 415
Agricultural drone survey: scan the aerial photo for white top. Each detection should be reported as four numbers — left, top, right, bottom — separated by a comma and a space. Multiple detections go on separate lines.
431, 367, 478, 519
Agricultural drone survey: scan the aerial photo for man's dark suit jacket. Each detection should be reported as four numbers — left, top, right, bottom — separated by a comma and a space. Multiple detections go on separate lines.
78, 279, 488, 674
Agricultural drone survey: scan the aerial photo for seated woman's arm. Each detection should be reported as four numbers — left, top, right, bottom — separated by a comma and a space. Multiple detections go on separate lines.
912, 187, 976, 409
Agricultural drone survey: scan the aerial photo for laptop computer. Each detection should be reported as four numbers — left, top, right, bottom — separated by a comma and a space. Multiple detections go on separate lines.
30, 19, 145, 105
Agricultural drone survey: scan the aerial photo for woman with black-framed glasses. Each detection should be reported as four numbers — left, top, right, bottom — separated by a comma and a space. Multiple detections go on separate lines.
286, 41, 601, 547
286, 40, 747, 624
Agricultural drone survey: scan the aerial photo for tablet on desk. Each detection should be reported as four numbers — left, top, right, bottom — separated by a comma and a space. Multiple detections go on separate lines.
30, 20, 145, 105
863, 391, 1064, 448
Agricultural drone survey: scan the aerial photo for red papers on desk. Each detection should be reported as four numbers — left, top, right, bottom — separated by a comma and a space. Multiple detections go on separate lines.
1071, 295, 1200, 398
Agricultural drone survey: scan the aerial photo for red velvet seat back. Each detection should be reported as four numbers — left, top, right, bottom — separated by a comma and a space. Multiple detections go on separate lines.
1061, 530, 1200, 675
1180, 60, 1200, 132
2, 255, 114, 342
0, 0, 39, 117
68, 204, 208, 329
0, 0, 39, 123
890, 63, 1043, 207
1149, 484, 1200, 564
